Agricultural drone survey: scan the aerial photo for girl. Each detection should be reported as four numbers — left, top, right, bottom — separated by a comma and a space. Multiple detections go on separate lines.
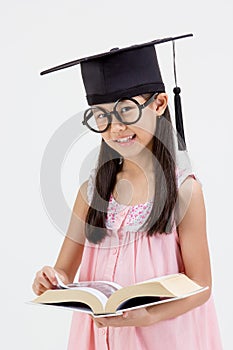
33, 34, 223, 349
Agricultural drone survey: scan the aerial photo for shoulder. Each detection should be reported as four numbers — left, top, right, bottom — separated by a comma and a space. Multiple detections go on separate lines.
179, 172, 203, 198
177, 175, 206, 234
176, 174, 205, 228
179, 174, 203, 199
65, 180, 89, 245
73, 167, 97, 214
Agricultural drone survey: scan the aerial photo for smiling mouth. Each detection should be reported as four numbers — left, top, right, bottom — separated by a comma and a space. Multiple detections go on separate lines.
114, 134, 136, 143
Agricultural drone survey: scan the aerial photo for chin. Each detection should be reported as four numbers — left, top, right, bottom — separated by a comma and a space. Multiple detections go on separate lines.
117, 145, 150, 160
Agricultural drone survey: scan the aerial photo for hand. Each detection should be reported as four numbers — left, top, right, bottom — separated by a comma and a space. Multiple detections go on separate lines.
90, 307, 154, 328
32, 265, 67, 295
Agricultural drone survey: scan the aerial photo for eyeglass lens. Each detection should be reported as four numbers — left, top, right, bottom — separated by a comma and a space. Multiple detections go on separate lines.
84, 99, 140, 132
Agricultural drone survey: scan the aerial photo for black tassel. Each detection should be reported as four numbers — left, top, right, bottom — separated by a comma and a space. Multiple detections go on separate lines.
173, 87, 186, 151
172, 40, 187, 151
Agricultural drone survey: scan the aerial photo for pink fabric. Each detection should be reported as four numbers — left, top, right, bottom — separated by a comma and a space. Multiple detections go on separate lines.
67, 168, 223, 350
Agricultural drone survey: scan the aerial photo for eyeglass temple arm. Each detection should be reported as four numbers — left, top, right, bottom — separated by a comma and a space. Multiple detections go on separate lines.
141, 92, 159, 109
82, 110, 95, 124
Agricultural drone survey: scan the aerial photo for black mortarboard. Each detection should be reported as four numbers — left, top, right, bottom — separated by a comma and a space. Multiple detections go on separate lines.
40, 33, 193, 151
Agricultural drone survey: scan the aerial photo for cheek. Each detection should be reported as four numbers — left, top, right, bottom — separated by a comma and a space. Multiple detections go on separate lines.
101, 131, 112, 144
101, 133, 118, 151
137, 110, 157, 132
135, 119, 157, 141
138, 131, 154, 147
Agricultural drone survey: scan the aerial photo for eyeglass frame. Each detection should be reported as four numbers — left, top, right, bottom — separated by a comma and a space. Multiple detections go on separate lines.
82, 92, 159, 133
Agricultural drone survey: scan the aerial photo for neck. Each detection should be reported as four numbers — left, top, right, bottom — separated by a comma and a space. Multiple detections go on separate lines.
121, 147, 155, 175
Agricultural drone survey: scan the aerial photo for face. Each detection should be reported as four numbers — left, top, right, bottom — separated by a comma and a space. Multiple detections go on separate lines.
94, 93, 168, 159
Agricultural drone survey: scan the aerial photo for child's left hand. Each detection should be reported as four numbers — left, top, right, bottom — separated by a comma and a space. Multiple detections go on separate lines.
90, 307, 154, 328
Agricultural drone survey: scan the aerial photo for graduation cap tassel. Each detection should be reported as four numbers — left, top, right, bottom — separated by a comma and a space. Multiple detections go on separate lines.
173, 41, 187, 151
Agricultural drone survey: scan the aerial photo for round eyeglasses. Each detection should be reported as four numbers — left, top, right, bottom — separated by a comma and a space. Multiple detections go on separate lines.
82, 92, 159, 133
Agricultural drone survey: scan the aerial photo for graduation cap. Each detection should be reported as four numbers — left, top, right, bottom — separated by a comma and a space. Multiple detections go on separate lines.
41, 33, 193, 151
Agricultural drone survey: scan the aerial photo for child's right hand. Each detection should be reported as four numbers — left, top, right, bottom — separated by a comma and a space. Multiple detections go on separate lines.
32, 266, 67, 296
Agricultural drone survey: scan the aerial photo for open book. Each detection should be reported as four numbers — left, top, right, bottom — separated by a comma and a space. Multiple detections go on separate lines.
31, 273, 208, 318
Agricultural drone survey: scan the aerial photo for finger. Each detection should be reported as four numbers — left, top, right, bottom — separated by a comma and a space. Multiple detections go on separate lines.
32, 280, 47, 295
91, 316, 107, 328
41, 266, 58, 286
35, 270, 54, 289
94, 320, 106, 328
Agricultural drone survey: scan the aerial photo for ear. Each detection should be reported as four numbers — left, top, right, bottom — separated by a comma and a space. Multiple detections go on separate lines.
151, 93, 168, 116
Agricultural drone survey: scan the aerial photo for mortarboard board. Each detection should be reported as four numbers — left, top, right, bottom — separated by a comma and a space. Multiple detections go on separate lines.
40, 33, 193, 151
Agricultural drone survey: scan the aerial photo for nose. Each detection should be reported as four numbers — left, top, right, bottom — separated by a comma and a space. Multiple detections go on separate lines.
110, 113, 127, 132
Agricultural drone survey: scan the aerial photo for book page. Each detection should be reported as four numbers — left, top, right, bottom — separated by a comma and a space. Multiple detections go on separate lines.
67, 287, 109, 304
63, 282, 120, 298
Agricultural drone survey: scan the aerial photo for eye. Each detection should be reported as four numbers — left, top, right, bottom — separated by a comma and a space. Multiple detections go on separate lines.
95, 113, 107, 120
121, 106, 134, 113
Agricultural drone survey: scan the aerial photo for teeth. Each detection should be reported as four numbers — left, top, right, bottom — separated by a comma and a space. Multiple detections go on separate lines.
116, 135, 134, 143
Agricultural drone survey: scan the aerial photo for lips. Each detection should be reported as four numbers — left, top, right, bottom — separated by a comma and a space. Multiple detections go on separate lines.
114, 134, 136, 143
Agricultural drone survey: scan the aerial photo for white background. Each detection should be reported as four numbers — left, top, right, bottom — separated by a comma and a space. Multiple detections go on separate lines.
1, 0, 232, 349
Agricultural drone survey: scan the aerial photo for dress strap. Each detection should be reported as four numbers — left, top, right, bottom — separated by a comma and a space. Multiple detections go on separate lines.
176, 166, 202, 189
86, 168, 97, 205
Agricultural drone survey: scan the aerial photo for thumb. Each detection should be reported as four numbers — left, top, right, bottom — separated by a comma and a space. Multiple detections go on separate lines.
53, 269, 67, 285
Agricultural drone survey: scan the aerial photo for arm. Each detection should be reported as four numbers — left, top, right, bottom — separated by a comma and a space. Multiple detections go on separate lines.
53, 180, 89, 283
146, 176, 212, 323
32, 180, 89, 294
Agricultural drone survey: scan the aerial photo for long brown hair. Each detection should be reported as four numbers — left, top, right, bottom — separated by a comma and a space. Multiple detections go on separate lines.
85, 97, 178, 244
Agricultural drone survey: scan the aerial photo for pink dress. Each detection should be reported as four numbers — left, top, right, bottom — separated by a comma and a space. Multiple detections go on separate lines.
67, 167, 223, 350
